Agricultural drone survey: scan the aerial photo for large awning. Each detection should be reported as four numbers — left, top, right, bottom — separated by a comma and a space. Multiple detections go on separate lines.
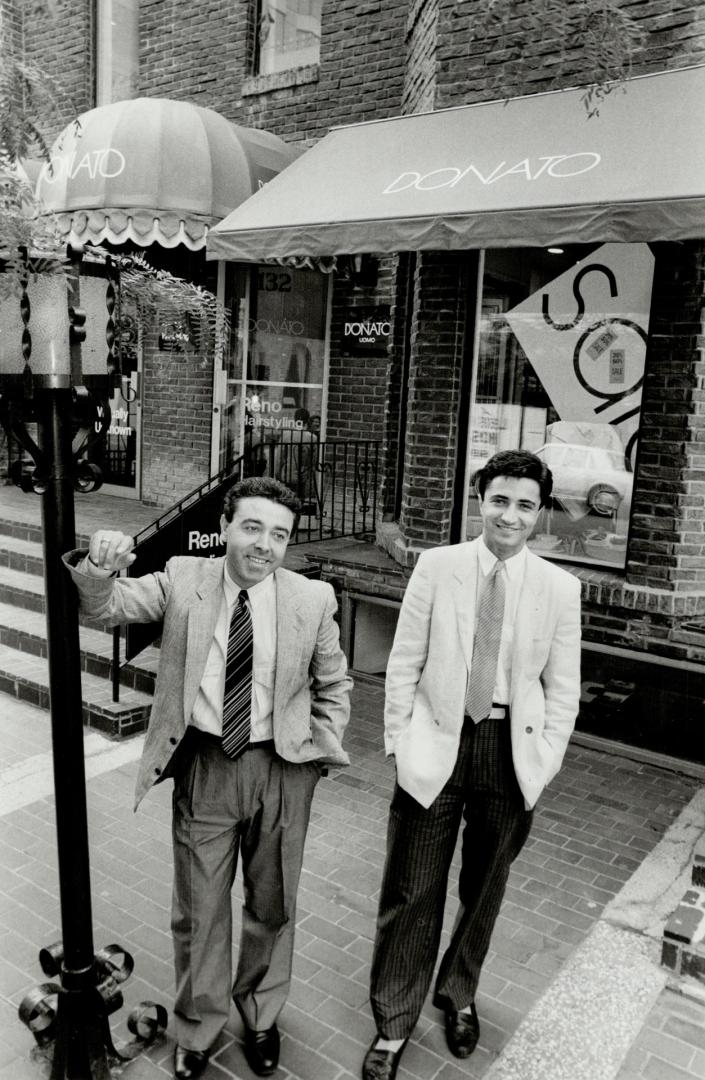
207, 65, 705, 261
37, 98, 298, 251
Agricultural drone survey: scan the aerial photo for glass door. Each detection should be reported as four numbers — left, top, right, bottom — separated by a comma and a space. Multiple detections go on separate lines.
87, 295, 142, 498
213, 263, 329, 477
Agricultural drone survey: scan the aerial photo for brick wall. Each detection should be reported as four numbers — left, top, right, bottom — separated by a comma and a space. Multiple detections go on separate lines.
136, 0, 408, 142
435, 0, 705, 109
139, 0, 247, 113
403, 0, 438, 114
327, 258, 395, 444
627, 241, 705, 593
19, 0, 93, 139
140, 327, 214, 506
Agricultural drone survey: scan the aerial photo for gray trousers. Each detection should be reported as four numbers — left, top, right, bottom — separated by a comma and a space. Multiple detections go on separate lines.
171, 734, 320, 1050
370, 716, 533, 1039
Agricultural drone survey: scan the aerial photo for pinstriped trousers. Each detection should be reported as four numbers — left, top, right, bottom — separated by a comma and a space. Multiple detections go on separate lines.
369, 716, 533, 1039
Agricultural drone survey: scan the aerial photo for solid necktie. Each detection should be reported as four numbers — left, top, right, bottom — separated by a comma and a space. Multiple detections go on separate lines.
465, 561, 506, 723
221, 589, 253, 759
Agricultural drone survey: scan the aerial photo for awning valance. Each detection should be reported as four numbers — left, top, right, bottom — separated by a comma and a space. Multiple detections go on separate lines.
207, 65, 705, 261
37, 98, 298, 251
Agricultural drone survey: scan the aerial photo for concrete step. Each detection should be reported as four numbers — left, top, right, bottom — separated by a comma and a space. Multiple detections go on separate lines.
0, 563, 117, 634
0, 600, 159, 695
0, 484, 160, 544
0, 513, 88, 548
0, 640, 152, 738
0, 532, 45, 576
0, 562, 46, 612
661, 835, 705, 987
662, 885, 705, 985
0, 513, 44, 546
0, 498, 156, 737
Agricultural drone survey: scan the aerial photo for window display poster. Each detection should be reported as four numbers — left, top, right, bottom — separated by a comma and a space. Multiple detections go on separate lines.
467, 402, 523, 475
503, 243, 654, 468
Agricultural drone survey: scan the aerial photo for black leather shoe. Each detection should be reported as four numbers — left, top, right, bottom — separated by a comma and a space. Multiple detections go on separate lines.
243, 1024, 280, 1076
361, 1038, 408, 1080
445, 1004, 480, 1058
174, 1045, 210, 1080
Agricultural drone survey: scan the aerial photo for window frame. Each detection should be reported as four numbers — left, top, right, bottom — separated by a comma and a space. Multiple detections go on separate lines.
460, 244, 655, 571
255, 0, 323, 77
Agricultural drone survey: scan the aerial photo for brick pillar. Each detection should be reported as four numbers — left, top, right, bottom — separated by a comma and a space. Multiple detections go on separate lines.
379, 253, 411, 520
140, 326, 214, 506
628, 241, 705, 592
398, 250, 469, 548
327, 257, 393, 443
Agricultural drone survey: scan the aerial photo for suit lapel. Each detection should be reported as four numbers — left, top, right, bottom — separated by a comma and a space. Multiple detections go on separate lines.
510, 551, 545, 699
183, 557, 226, 719
454, 539, 480, 674
273, 569, 306, 714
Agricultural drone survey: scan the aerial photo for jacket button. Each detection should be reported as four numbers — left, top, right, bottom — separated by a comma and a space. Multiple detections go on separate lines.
525, 726, 533, 734
154, 766, 162, 776
169, 736, 178, 745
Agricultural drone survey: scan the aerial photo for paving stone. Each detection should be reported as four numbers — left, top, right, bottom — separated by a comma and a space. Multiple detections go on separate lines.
642, 1059, 697, 1080
280, 1003, 336, 1051
1, 660, 704, 1080
640, 1028, 697, 1069
313, 996, 372, 1045
318, 1029, 368, 1072
662, 1015, 705, 1054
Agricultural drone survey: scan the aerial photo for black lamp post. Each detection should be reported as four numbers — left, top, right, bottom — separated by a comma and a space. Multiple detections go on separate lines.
0, 244, 165, 1078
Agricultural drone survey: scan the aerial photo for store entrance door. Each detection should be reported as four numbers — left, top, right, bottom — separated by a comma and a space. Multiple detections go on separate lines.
90, 309, 143, 498
211, 262, 329, 477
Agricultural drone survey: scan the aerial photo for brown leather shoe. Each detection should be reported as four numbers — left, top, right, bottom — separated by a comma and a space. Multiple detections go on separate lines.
444, 1004, 480, 1058
174, 1045, 210, 1079
243, 1024, 280, 1076
361, 1038, 408, 1080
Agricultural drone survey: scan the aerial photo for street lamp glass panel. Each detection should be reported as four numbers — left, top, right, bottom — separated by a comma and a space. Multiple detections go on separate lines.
81, 275, 114, 377
27, 274, 71, 377
0, 287, 25, 375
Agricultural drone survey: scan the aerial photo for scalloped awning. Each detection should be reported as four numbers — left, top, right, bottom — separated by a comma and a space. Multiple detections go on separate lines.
36, 98, 298, 252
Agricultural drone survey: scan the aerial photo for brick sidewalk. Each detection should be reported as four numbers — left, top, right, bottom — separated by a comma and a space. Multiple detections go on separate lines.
0, 683, 703, 1080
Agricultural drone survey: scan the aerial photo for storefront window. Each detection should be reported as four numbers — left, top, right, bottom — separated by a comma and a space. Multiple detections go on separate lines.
463, 243, 655, 569
218, 263, 328, 476
257, 0, 322, 75
95, 0, 139, 105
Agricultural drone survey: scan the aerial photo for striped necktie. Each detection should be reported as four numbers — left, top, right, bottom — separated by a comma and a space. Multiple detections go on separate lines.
221, 589, 253, 759
465, 561, 506, 723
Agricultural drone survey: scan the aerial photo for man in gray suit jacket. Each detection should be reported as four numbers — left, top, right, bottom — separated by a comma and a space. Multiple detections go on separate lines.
362, 451, 581, 1080
64, 477, 352, 1080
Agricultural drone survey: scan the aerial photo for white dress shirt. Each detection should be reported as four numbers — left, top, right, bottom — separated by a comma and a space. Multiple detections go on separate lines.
474, 538, 527, 706
191, 566, 276, 741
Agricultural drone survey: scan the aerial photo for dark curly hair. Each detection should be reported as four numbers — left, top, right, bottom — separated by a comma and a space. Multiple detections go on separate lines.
474, 450, 553, 508
222, 476, 302, 523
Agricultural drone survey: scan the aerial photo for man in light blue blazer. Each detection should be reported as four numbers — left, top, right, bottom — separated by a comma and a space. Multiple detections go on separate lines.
363, 450, 581, 1080
64, 477, 352, 1080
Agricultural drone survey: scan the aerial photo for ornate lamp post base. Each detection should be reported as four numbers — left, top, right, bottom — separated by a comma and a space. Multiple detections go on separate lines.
20, 943, 166, 1078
